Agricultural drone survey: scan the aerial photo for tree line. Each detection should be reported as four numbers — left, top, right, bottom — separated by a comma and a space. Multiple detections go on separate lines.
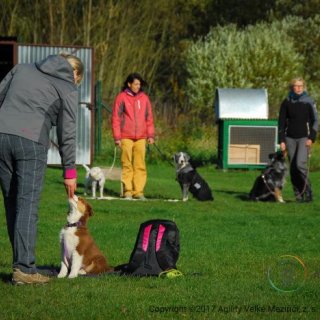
1, 0, 320, 124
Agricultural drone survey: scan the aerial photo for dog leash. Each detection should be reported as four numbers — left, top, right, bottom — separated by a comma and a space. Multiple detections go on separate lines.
50, 139, 60, 150
152, 143, 175, 167
105, 146, 118, 176
251, 172, 275, 201
260, 174, 275, 198
51, 140, 118, 176
294, 146, 311, 199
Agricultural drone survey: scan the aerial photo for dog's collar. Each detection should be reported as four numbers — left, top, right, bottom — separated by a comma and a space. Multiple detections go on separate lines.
65, 221, 82, 228
177, 165, 194, 174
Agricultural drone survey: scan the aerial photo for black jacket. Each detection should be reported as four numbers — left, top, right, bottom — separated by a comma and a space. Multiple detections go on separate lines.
278, 93, 318, 143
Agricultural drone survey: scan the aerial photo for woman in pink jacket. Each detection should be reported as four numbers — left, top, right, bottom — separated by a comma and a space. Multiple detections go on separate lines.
112, 73, 155, 200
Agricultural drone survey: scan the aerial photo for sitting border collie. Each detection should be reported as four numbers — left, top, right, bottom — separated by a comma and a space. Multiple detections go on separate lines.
249, 151, 287, 202
174, 152, 214, 201
58, 196, 113, 278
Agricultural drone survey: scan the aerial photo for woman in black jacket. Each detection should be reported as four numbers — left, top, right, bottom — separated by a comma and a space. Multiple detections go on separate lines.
278, 77, 318, 202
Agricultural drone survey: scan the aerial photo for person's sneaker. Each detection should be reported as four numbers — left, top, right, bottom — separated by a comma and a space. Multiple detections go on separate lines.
124, 194, 133, 200
12, 268, 50, 285
304, 195, 313, 203
134, 195, 147, 201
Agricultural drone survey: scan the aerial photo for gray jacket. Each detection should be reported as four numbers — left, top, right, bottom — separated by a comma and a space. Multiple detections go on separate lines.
0, 55, 78, 176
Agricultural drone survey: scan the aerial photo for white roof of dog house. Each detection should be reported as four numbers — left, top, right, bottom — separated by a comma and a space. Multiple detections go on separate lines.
18, 44, 93, 165
214, 88, 268, 120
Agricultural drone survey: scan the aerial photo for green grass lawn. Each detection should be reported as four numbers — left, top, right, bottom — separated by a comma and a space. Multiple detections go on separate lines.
0, 164, 319, 319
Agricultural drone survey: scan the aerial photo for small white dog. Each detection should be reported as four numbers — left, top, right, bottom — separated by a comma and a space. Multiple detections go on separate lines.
83, 164, 106, 199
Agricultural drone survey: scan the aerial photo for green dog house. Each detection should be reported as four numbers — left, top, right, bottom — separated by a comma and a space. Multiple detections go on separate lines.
214, 88, 278, 169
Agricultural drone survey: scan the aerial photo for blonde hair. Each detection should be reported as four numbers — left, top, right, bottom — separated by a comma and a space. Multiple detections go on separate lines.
290, 77, 306, 90
59, 52, 84, 85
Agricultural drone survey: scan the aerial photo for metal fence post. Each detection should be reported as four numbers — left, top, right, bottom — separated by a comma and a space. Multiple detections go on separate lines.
94, 80, 113, 159
95, 80, 102, 156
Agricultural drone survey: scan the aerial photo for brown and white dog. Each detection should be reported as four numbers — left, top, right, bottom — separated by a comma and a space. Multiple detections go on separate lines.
57, 196, 112, 278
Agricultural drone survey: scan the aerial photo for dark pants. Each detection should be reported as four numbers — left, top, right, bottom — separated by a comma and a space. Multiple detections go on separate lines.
285, 137, 311, 199
0, 133, 47, 274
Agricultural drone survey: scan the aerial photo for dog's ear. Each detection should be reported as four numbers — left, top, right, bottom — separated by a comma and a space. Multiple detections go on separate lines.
78, 197, 94, 216
86, 203, 94, 216
184, 153, 190, 161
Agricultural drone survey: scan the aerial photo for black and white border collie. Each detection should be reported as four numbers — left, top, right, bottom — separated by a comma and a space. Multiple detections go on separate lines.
174, 152, 214, 201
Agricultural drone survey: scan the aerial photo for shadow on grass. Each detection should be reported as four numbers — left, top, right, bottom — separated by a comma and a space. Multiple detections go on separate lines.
0, 272, 12, 283
147, 193, 181, 201
215, 189, 250, 201
37, 265, 59, 277
104, 188, 120, 197
74, 187, 120, 198
216, 189, 298, 203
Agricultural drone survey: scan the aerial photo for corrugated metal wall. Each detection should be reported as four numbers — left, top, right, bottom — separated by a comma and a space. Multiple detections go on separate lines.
18, 45, 93, 165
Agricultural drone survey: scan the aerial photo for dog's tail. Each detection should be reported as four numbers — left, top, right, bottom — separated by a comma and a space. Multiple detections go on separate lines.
82, 164, 91, 173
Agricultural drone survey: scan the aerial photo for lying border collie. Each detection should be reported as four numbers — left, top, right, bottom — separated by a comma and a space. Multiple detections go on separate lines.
249, 151, 287, 203
174, 152, 214, 201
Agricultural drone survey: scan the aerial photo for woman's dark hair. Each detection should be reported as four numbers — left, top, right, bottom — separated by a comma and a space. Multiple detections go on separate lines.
122, 73, 147, 90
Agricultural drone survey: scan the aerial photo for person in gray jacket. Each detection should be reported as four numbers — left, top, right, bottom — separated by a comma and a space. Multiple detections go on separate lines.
0, 53, 84, 284
278, 77, 318, 202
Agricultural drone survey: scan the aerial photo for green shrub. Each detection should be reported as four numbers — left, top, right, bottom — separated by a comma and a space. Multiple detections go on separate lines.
95, 116, 218, 167
184, 22, 305, 118
309, 141, 320, 172
150, 115, 217, 165
272, 15, 320, 103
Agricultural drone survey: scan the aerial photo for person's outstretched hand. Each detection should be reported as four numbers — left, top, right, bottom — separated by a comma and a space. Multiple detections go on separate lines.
64, 178, 77, 198
148, 137, 155, 144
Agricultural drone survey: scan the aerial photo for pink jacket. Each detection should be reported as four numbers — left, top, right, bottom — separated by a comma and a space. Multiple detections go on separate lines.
112, 89, 155, 141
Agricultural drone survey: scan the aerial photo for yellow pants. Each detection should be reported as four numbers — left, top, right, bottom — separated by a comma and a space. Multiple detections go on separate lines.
121, 139, 147, 197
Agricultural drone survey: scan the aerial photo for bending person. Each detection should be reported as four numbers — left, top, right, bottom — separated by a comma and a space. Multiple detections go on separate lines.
0, 53, 84, 284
